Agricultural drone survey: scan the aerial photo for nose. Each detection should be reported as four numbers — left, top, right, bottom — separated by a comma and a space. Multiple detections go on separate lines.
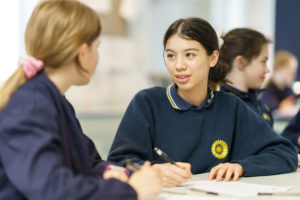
265, 66, 270, 74
175, 56, 187, 71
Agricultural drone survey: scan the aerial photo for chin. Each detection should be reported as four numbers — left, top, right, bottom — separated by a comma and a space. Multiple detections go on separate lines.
76, 79, 90, 86
176, 83, 193, 91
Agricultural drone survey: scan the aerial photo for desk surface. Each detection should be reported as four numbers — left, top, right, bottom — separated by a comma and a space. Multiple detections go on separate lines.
155, 169, 300, 200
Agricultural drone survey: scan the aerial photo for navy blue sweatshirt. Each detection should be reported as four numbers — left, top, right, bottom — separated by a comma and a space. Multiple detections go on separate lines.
0, 74, 137, 200
108, 85, 297, 176
221, 84, 273, 127
281, 110, 300, 151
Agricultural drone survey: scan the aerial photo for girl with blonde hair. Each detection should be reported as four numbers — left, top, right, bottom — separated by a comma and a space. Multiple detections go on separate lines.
0, 1, 161, 199
261, 50, 298, 115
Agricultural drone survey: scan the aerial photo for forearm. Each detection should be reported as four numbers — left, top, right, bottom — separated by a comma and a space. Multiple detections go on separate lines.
237, 147, 297, 177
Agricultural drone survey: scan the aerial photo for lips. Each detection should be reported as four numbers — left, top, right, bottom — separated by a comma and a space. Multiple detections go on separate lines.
175, 74, 191, 83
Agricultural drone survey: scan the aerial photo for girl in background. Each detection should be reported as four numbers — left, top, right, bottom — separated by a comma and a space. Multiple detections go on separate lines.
0, 1, 161, 200
108, 17, 298, 187
261, 50, 299, 117
219, 28, 273, 127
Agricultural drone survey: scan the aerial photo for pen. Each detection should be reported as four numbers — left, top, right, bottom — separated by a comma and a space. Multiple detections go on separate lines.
125, 158, 141, 172
258, 192, 300, 196
163, 190, 188, 195
190, 188, 219, 195
154, 147, 179, 166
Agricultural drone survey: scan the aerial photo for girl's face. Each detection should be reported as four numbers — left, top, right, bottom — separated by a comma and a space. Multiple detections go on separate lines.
86, 38, 101, 76
78, 37, 101, 85
243, 44, 270, 89
165, 34, 218, 93
277, 59, 298, 86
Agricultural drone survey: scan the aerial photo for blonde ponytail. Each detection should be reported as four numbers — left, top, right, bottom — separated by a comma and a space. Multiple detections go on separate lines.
0, 67, 27, 111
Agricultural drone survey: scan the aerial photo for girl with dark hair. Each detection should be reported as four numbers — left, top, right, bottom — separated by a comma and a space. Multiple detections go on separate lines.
219, 28, 273, 127
108, 18, 297, 187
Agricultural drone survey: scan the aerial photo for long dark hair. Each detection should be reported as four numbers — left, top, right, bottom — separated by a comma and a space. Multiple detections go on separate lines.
163, 17, 228, 87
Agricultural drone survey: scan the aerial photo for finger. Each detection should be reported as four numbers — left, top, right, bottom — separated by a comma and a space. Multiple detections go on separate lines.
170, 164, 191, 179
176, 162, 193, 177
224, 167, 233, 182
162, 176, 181, 187
143, 161, 151, 167
104, 170, 128, 182
119, 173, 129, 182
216, 166, 226, 182
164, 169, 187, 185
208, 165, 220, 180
233, 167, 241, 181
103, 171, 116, 180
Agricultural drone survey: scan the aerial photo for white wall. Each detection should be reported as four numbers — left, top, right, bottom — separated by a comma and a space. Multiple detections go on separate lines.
0, 0, 277, 113
0, 0, 39, 83
0, 1, 19, 82
209, 0, 275, 79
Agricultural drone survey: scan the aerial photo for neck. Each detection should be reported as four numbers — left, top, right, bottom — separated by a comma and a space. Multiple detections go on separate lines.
226, 72, 248, 92
177, 83, 208, 106
44, 63, 76, 94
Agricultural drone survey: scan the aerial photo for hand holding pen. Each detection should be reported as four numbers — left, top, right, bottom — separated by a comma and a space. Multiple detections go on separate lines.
127, 160, 162, 199
154, 147, 179, 166
153, 147, 192, 187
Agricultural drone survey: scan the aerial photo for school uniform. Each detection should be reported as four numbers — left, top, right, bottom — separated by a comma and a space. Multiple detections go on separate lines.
221, 84, 273, 127
260, 82, 295, 110
281, 110, 300, 152
0, 74, 137, 200
108, 85, 298, 176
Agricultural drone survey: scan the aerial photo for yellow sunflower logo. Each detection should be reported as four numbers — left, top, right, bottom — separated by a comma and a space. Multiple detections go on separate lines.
211, 140, 228, 159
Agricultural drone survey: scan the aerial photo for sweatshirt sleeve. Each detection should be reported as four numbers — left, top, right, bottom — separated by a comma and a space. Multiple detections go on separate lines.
0, 89, 137, 200
108, 91, 155, 166
281, 110, 300, 147
231, 100, 298, 176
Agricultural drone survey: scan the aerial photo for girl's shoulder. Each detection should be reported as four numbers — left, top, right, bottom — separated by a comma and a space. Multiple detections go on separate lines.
134, 86, 166, 100
3, 74, 61, 116
214, 90, 241, 103
129, 86, 168, 109
213, 90, 254, 112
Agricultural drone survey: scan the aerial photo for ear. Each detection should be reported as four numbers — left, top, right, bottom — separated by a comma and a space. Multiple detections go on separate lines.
209, 50, 219, 68
77, 43, 88, 70
233, 55, 247, 71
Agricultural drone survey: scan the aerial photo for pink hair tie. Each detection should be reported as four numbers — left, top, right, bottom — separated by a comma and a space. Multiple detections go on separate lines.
19, 55, 44, 79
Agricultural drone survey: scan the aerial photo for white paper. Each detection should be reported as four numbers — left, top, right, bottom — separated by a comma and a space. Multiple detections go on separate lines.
157, 193, 238, 200
184, 180, 291, 197
153, 188, 238, 200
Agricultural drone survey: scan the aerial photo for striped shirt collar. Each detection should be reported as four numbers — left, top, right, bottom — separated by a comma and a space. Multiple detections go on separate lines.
166, 84, 214, 111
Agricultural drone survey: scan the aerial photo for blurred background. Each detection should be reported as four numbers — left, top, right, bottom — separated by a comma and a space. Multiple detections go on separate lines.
1, 0, 300, 158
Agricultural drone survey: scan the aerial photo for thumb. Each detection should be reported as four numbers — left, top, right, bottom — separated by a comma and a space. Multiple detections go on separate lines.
143, 161, 151, 167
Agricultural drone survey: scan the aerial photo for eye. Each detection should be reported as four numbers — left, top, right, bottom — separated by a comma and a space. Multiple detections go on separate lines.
186, 52, 195, 58
166, 53, 175, 59
261, 59, 268, 64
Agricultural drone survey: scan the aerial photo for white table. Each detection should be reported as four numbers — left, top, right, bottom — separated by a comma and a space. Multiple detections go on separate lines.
154, 169, 300, 200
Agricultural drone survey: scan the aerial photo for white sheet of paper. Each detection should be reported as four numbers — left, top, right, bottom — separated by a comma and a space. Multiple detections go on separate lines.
158, 193, 238, 200
155, 188, 238, 200
183, 180, 291, 197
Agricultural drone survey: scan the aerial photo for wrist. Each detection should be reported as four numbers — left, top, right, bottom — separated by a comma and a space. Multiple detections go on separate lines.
103, 165, 130, 178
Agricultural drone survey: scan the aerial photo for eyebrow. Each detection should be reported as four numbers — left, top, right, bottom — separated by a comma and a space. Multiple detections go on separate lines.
165, 48, 199, 52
